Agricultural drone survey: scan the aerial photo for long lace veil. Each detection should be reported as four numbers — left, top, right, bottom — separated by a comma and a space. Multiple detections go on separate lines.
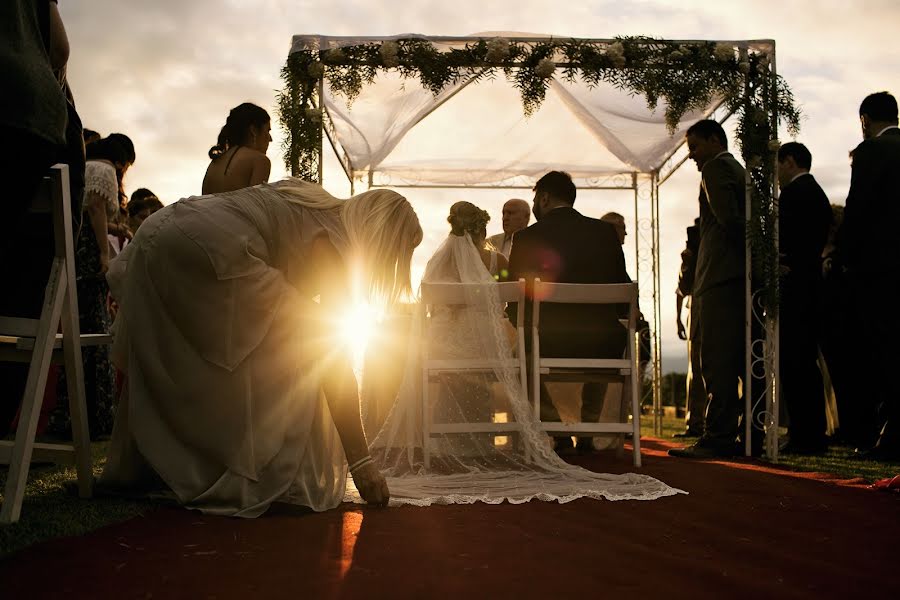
359, 232, 684, 506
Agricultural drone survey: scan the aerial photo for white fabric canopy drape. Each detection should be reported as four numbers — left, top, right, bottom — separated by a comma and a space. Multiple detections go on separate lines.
293, 33, 737, 186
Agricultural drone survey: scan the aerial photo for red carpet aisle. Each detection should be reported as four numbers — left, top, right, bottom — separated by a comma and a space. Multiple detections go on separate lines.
2, 439, 897, 599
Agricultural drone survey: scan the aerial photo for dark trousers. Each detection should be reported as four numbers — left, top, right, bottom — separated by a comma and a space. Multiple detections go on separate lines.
818, 268, 858, 444
0, 130, 60, 436
535, 325, 627, 440
697, 282, 746, 450
684, 298, 708, 432
848, 273, 900, 453
780, 276, 826, 447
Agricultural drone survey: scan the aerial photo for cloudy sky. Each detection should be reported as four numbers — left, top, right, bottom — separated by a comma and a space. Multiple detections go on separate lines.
58, 0, 900, 371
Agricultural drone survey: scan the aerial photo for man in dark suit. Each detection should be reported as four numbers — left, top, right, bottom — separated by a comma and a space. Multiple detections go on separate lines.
669, 120, 748, 459
776, 142, 832, 454
507, 171, 630, 454
675, 218, 707, 438
837, 91, 900, 460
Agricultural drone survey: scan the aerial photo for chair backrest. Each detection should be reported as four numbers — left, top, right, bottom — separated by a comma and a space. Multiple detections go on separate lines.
420, 279, 526, 323
532, 279, 638, 353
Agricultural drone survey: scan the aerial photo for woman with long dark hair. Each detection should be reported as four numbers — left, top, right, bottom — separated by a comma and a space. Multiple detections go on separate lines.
201, 102, 271, 194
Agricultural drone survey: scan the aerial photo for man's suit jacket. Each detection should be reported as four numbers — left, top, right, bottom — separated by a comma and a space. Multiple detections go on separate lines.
506, 206, 629, 357
838, 127, 900, 276
694, 152, 747, 297
779, 173, 831, 284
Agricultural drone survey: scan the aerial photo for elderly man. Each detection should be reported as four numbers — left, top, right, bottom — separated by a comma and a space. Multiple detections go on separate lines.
487, 198, 530, 257
600, 212, 627, 246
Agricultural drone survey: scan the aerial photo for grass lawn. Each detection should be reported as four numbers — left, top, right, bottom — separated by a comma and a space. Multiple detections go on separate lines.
2, 417, 897, 559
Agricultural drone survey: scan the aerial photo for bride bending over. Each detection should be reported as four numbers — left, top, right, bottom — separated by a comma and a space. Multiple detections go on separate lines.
101, 179, 422, 516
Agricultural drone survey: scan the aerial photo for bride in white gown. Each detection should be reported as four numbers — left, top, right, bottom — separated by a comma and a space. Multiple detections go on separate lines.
101, 179, 421, 516
363, 201, 684, 505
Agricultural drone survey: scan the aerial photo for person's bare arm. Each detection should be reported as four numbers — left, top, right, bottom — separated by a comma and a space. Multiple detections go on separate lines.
248, 154, 271, 187
48, 1, 70, 70
310, 235, 389, 505
676, 290, 686, 340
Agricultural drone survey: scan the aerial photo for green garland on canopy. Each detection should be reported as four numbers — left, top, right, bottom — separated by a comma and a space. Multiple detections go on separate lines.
278, 36, 800, 312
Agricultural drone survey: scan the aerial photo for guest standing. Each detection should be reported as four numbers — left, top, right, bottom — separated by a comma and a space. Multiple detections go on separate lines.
201, 102, 271, 194
776, 142, 832, 454
669, 121, 748, 459
837, 91, 900, 460
0, 0, 70, 435
49, 133, 134, 438
675, 218, 706, 438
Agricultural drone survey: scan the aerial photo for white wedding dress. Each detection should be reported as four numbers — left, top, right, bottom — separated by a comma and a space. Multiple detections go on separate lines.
358, 233, 684, 506
101, 182, 352, 517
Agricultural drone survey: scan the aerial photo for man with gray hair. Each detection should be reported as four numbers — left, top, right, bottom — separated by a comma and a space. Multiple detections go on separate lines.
487, 198, 530, 258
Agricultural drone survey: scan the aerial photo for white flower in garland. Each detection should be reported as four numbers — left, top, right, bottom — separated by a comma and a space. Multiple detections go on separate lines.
485, 37, 510, 63
379, 40, 400, 68
307, 61, 325, 78
714, 43, 734, 63
535, 57, 556, 79
606, 41, 626, 68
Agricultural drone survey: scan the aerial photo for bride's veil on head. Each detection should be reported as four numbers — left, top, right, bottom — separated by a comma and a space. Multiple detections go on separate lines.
361, 202, 684, 507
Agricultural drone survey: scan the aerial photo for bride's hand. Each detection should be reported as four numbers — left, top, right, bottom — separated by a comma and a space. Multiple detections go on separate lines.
351, 462, 390, 507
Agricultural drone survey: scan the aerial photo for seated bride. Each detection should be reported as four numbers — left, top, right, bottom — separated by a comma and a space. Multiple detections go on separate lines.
364, 200, 683, 505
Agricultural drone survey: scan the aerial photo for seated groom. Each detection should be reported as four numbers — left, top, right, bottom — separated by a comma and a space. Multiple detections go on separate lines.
507, 171, 630, 454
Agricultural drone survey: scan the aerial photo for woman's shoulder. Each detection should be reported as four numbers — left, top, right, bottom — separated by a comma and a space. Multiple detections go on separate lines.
84, 160, 118, 198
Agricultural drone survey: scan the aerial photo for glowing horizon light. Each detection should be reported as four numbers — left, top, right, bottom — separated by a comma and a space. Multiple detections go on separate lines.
337, 300, 381, 369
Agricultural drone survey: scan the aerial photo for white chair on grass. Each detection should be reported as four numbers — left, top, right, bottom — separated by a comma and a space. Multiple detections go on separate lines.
419, 279, 528, 469
0, 164, 109, 523
531, 279, 642, 467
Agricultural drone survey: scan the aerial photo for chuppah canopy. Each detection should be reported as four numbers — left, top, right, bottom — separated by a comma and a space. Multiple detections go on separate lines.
287, 34, 778, 187
281, 32, 796, 460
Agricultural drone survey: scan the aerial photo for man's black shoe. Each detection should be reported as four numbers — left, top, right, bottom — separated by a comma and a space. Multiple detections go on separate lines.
673, 429, 703, 439
575, 437, 597, 455
855, 446, 900, 462
781, 441, 827, 456
668, 442, 734, 459
553, 436, 577, 457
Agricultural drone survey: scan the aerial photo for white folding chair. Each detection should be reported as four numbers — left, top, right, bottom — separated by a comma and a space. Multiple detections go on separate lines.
419, 279, 528, 469
531, 279, 642, 466
0, 164, 109, 523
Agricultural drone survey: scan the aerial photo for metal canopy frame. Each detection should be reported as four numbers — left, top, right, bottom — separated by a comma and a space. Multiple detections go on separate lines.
303, 34, 778, 455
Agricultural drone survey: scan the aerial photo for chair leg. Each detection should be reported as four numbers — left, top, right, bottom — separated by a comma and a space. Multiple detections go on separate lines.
422, 371, 430, 470
0, 262, 66, 524
60, 274, 93, 499
631, 369, 642, 468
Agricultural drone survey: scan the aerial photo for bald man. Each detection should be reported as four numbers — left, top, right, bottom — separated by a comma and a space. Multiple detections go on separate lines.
600, 212, 627, 246
487, 198, 530, 257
